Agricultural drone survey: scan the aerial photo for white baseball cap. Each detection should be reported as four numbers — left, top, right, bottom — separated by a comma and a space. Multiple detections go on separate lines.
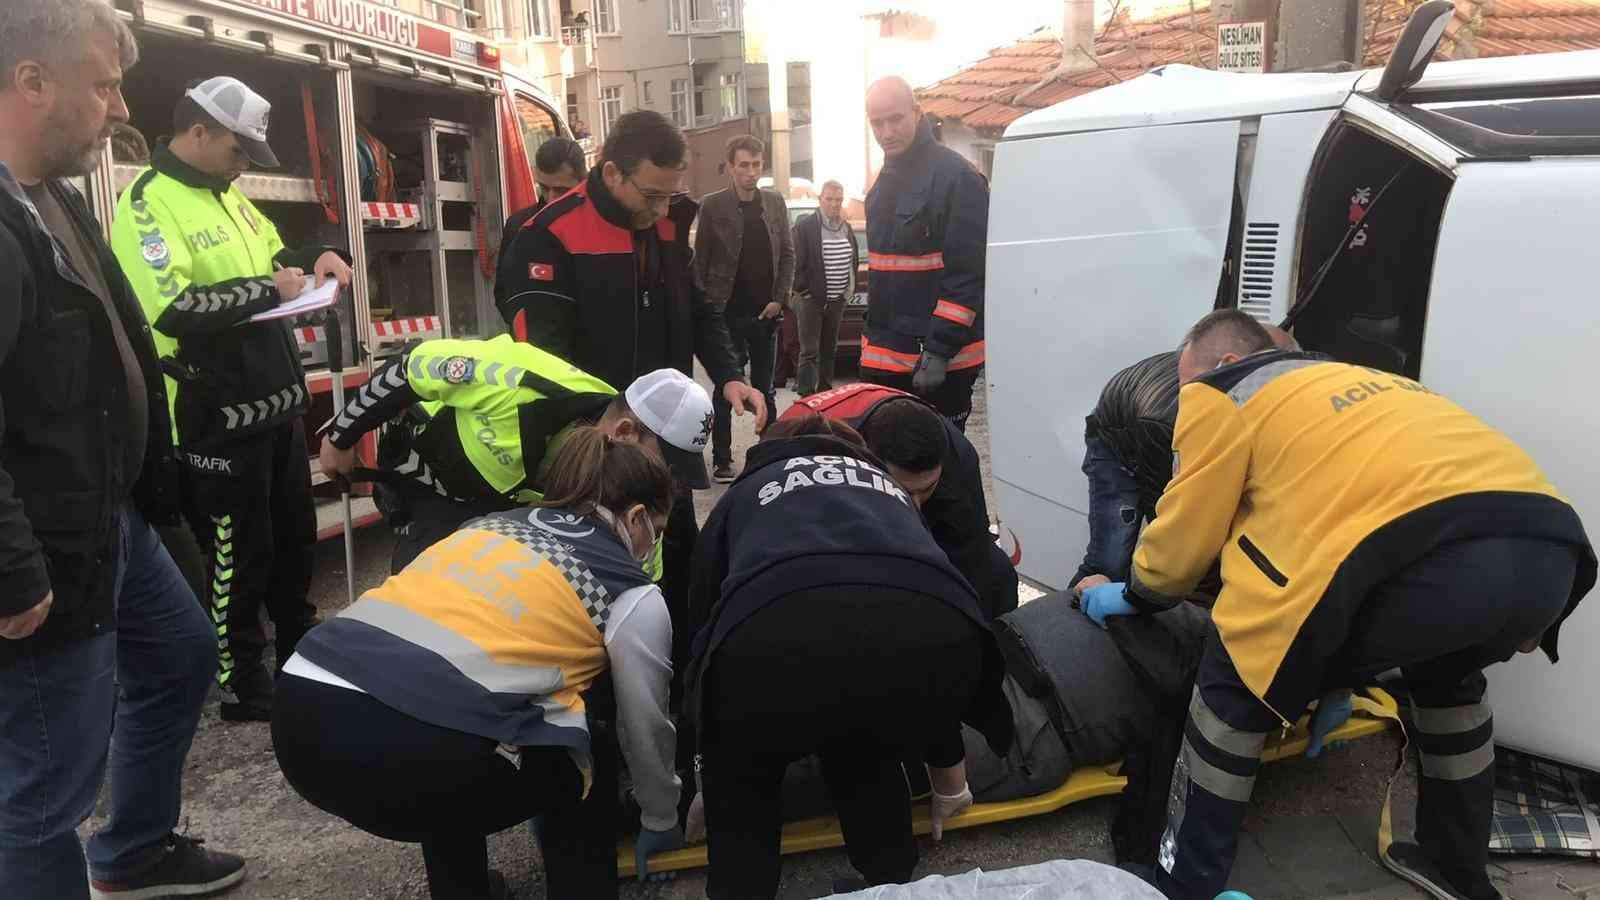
185, 76, 279, 168
625, 369, 714, 490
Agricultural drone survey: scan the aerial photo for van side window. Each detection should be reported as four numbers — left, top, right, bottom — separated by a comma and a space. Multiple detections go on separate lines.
514, 94, 561, 173
1289, 124, 1450, 379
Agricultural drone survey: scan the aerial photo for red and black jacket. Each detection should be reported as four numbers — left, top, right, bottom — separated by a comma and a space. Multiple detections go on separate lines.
862, 117, 988, 374
781, 383, 1018, 619
495, 168, 741, 393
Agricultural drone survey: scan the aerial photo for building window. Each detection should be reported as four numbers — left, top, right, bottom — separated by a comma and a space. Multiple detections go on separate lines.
526, 0, 552, 37
693, 70, 711, 124
593, 0, 618, 34
600, 86, 624, 138
720, 72, 741, 119
668, 0, 685, 34
643, 81, 654, 105
670, 78, 688, 127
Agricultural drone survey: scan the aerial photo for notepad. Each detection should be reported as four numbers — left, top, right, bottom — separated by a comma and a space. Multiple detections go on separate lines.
248, 277, 340, 323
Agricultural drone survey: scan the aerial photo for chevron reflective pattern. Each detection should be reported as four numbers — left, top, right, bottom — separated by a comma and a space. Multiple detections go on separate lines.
335, 363, 408, 433
211, 514, 236, 686
395, 450, 450, 497
171, 277, 269, 313
221, 383, 307, 431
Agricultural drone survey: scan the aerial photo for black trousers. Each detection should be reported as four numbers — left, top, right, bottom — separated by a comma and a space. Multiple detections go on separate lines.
700, 585, 985, 899
388, 487, 516, 574
183, 418, 317, 693
273, 674, 590, 899
712, 316, 779, 466
861, 367, 980, 432
1155, 536, 1581, 900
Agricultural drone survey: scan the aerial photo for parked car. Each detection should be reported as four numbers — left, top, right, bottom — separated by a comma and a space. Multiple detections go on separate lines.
774, 204, 868, 387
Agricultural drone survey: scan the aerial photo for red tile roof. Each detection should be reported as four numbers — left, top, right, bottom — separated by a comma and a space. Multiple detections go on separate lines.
1362, 0, 1600, 65
917, 2, 1218, 133
919, 0, 1600, 135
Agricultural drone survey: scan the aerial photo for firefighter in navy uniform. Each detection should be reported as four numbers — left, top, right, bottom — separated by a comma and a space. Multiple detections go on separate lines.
779, 383, 1017, 619
861, 77, 988, 429
111, 77, 353, 721
1078, 312, 1595, 900
316, 334, 715, 574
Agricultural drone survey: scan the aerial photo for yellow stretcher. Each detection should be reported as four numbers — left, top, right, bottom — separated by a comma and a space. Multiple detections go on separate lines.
617, 687, 1400, 878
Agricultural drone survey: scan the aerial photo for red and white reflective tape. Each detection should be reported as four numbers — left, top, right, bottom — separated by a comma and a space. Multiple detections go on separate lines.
361, 202, 420, 219
370, 317, 442, 339
294, 326, 325, 346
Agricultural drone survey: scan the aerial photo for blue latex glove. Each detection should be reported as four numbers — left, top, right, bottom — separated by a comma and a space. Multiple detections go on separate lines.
634, 825, 685, 882
1080, 582, 1137, 627
1306, 690, 1354, 758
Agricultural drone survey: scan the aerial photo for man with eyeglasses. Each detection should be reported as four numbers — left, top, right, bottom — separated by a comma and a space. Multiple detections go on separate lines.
495, 109, 762, 885
110, 75, 353, 723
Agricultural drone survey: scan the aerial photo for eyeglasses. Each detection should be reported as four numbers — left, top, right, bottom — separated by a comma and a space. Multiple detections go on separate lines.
625, 175, 688, 208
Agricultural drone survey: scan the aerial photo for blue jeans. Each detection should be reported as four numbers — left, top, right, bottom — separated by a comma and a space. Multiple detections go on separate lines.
0, 505, 217, 898
1074, 433, 1146, 587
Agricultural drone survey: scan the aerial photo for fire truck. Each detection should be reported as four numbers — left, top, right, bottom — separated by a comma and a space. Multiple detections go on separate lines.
85, 0, 572, 537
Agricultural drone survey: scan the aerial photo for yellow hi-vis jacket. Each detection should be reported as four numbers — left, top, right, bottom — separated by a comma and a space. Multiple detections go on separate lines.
1129, 353, 1594, 722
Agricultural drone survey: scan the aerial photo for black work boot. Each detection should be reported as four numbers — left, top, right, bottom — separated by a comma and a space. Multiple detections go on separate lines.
1382, 841, 1502, 900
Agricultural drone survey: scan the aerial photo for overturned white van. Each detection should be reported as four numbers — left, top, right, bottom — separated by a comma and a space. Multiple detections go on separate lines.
987, 5, 1600, 767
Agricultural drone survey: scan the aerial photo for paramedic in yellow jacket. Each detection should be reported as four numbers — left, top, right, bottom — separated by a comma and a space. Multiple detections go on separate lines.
1078, 311, 1595, 900
273, 427, 683, 899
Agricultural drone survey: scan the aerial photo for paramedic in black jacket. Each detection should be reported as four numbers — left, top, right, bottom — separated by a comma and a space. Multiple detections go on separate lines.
686, 414, 1013, 899
780, 382, 1018, 619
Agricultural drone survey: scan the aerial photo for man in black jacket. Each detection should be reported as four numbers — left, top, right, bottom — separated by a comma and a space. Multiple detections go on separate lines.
495, 110, 763, 888
0, 3, 244, 897
790, 180, 859, 395
495, 109, 764, 627
694, 135, 795, 482
493, 135, 586, 308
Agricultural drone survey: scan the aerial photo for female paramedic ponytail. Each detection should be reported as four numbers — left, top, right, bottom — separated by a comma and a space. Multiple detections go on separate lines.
539, 425, 674, 517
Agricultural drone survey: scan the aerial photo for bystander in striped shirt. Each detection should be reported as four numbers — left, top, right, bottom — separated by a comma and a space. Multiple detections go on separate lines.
821, 216, 854, 301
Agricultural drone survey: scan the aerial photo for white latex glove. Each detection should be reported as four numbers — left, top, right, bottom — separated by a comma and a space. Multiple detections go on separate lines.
930, 784, 973, 841
684, 792, 706, 845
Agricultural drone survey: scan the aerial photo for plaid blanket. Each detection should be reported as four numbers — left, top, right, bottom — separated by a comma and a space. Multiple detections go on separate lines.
1489, 747, 1600, 858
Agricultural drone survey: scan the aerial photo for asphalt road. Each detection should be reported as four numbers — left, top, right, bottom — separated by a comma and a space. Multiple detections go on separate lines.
76, 373, 1594, 899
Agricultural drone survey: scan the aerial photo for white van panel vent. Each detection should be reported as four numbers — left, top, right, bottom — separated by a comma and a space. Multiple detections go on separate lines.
1239, 222, 1280, 323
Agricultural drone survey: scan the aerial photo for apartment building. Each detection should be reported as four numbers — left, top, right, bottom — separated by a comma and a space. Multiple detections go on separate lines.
569, 0, 751, 196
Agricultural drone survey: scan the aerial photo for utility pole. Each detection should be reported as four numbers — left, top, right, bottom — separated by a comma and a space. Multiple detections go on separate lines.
766, 25, 792, 197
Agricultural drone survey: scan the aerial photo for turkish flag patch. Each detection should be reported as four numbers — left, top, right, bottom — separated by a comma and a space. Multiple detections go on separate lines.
529, 263, 555, 282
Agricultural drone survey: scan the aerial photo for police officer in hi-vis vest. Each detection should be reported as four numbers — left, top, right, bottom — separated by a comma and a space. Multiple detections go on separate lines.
111, 76, 353, 722
317, 336, 715, 576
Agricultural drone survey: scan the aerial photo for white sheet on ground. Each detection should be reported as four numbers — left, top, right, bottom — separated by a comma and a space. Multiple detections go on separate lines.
823, 859, 1166, 899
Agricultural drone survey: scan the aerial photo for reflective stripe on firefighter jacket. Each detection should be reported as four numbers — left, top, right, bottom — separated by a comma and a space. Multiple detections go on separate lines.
863, 116, 987, 373
325, 334, 617, 503
1129, 352, 1595, 722
112, 144, 333, 445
